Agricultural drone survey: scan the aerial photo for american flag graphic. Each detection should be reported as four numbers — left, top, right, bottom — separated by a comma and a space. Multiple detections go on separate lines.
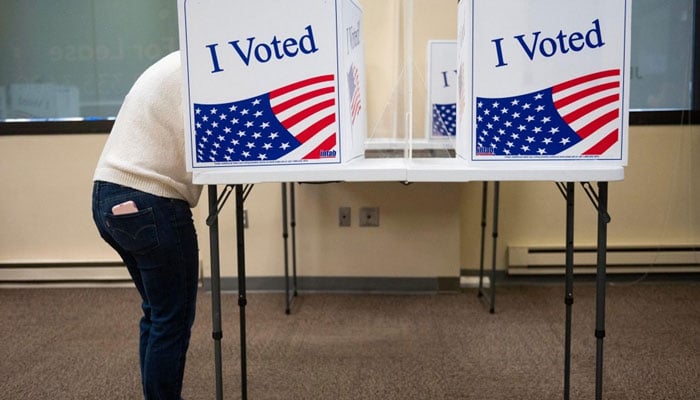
432, 103, 457, 136
193, 74, 338, 163
474, 69, 621, 157
347, 64, 362, 125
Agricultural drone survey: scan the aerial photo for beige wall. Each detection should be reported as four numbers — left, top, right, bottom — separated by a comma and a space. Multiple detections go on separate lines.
459, 124, 700, 270
1, 0, 698, 281
1, 126, 698, 280
0, 133, 461, 279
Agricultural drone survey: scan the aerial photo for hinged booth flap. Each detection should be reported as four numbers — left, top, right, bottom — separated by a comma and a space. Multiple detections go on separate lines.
178, 0, 366, 171
457, 0, 631, 165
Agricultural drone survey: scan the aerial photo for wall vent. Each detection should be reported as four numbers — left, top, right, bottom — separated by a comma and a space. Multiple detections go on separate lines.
507, 246, 700, 275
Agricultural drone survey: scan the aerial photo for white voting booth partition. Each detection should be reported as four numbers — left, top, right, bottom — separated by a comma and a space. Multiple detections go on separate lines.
456, 0, 630, 166
179, 1, 631, 399
179, 0, 367, 173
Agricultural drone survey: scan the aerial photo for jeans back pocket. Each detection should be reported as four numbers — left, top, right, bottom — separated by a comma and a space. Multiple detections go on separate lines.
105, 208, 160, 255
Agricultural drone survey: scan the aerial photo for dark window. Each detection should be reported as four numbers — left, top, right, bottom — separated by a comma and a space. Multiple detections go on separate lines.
0, 0, 697, 134
0, 0, 177, 134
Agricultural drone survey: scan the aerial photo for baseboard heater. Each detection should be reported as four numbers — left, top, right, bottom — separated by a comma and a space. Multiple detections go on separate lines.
507, 245, 700, 275
0, 261, 132, 286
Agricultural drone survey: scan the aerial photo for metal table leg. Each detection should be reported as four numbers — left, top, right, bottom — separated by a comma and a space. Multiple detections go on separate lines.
477, 181, 499, 314
594, 182, 609, 400
234, 185, 250, 400
556, 182, 576, 400
206, 185, 224, 400
290, 183, 298, 297
282, 183, 291, 314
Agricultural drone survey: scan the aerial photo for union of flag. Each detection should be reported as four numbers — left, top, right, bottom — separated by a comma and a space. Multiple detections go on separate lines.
474, 69, 621, 157
432, 103, 457, 136
347, 63, 362, 125
193, 74, 338, 163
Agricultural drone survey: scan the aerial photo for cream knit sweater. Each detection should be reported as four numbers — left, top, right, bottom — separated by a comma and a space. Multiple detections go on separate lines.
93, 51, 202, 207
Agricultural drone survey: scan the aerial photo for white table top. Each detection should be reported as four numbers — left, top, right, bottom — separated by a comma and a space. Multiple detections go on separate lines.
192, 157, 624, 184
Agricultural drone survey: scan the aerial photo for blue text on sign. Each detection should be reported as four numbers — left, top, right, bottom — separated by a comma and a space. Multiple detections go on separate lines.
491, 19, 605, 68
206, 25, 319, 72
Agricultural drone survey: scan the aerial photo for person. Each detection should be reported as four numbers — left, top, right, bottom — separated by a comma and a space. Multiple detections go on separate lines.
92, 51, 202, 400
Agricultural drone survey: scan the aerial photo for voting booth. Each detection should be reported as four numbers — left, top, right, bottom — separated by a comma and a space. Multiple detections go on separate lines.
456, 0, 631, 165
178, 0, 367, 170
179, 2, 630, 400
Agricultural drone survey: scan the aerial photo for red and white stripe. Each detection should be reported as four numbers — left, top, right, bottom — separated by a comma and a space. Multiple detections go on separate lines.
270, 74, 338, 160
553, 69, 621, 156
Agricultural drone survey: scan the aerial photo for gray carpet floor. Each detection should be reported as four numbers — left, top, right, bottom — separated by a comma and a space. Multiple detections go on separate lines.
1, 281, 698, 399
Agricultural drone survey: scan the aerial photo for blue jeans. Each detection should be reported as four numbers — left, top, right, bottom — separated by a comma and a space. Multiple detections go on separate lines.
92, 181, 198, 400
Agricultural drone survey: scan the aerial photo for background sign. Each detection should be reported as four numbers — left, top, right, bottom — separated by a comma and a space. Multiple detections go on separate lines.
427, 40, 458, 138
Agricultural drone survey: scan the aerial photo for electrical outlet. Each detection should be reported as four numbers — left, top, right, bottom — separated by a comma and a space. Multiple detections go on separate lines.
243, 209, 249, 228
359, 207, 379, 227
339, 207, 351, 227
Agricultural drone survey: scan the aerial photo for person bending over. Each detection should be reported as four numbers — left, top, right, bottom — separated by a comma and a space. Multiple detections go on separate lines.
92, 51, 201, 400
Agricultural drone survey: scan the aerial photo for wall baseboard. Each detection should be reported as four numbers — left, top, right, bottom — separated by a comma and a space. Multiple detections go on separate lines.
0, 261, 460, 293
203, 276, 460, 293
